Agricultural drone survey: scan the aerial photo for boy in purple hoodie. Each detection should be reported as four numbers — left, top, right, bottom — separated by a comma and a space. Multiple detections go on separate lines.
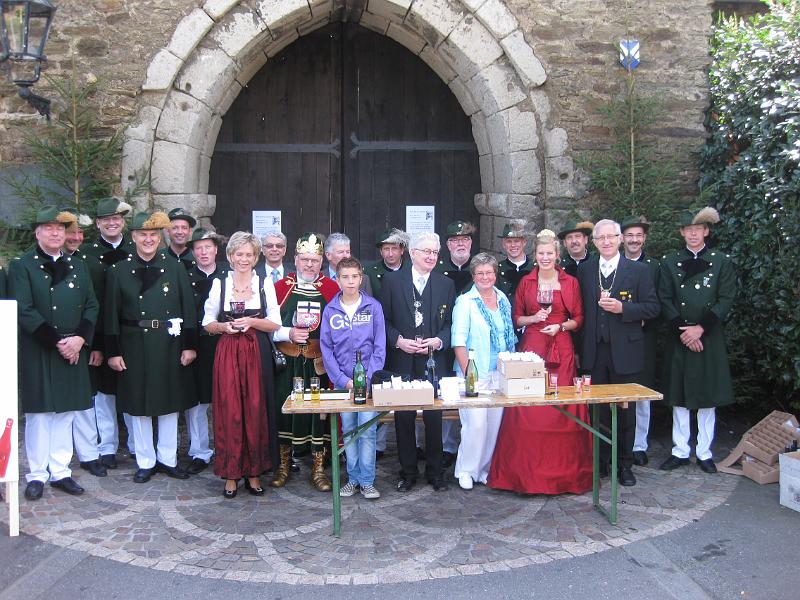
320, 258, 386, 499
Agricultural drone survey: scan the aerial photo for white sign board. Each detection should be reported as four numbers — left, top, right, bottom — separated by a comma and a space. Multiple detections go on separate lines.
405, 206, 435, 237
0, 300, 19, 536
252, 211, 282, 239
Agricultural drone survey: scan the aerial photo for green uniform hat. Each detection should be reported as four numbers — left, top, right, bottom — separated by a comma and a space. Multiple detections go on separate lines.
95, 197, 132, 218
189, 228, 220, 246
167, 207, 197, 228
497, 223, 526, 239
375, 228, 410, 248
679, 207, 720, 227
32, 206, 76, 229
445, 220, 476, 239
296, 232, 324, 255
557, 219, 594, 240
130, 211, 171, 231
61, 208, 93, 229
620, 215, 651, 233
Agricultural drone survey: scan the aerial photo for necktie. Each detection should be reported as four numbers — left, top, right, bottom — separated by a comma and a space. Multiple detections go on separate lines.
417, 276, 426, 294
271, 269, 280, 283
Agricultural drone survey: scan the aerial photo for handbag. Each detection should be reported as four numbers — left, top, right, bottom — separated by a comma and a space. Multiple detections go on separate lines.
272, 342, 287, 372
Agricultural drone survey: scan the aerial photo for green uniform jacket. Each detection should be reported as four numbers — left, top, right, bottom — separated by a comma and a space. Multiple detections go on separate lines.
8, 248, 98, 413
365, 258, 408, 298
497, 256, 533, 304
435, 256, 473, 295
659, 247, 736, 409
167, 246, 196, 272
104, 252, 198, 416
636, 253, 661, 389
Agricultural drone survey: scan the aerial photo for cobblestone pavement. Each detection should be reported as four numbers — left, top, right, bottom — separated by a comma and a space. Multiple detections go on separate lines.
3, 434, 737, 587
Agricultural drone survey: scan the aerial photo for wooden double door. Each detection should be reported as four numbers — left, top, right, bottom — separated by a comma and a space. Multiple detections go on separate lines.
209, 23, 481, 261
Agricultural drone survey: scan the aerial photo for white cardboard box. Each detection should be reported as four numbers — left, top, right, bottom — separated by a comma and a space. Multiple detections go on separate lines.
499, 374, 546, 398
497, 357, 546, 379
371, 385, 434, 407
779, 450, 800, 512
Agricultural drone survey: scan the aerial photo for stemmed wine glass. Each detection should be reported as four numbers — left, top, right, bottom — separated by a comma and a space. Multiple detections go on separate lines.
537, 285, 553, 314
229, 301, 246, 331
294, 309, 315, 350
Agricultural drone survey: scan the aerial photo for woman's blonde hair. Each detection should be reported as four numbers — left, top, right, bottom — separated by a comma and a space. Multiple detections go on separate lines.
535, 229, 561, 261
225, 231, 261, 264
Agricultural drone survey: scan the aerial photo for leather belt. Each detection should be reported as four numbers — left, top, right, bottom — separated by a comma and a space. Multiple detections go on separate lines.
276, 340, 322, 359
121, 318, 171, 330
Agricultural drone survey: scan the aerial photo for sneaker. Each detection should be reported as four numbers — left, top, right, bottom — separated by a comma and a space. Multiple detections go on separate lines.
458, 475, 473, 490
339, 481, 359, 497
360, 484, 380, 499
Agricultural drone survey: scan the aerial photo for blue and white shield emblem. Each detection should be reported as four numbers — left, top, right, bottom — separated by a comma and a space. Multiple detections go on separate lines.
619, 39, 640, 70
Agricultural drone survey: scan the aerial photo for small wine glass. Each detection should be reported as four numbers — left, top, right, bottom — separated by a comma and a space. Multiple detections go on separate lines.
229, 301, 246, 330
293, 309, 315, 350
537, 285, 553, 314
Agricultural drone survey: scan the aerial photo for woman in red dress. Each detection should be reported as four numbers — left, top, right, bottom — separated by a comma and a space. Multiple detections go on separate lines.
488, 230, 593, 494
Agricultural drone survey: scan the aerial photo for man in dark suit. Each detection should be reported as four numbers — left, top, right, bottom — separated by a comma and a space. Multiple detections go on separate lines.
380, 232, 456, 492
255, 232, 294, 282
577, 219, 660, 487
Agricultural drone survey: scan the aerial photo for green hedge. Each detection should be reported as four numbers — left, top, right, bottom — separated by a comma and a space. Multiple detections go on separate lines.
700, 2, 800, 410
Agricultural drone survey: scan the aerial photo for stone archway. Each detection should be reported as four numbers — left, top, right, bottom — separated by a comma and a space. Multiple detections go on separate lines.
122, 0, 577, 248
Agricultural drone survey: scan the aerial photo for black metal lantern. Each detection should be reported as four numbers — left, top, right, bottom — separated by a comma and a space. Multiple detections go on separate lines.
0, 0, 56, 118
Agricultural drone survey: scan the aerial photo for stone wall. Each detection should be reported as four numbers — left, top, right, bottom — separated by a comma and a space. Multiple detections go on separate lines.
0, 0, 716, 243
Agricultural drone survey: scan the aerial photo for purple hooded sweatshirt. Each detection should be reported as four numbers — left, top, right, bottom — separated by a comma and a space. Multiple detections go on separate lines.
320, 291, 386, 389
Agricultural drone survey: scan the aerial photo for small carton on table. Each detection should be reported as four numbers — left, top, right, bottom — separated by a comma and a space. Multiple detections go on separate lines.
497, 355, 546, 379
372, 382, 434, 407
499, 374, 545, 398
779, 450, 800, 512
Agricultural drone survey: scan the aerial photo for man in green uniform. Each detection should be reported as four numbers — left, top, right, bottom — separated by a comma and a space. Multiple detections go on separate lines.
496, 223, 532, 303
558, 219, 594, 278
105, 211, 198, 483
658, 207, 736, 474
9, 207, 99, 500
184, 228, 225, 474
621, 216, 661, 466
271, 233, 340, 491
365, 228, 410, 298
165, 208, 197, 271
62, 211, 108, 478
435, 220, 476, 295
80, 198, 137, 468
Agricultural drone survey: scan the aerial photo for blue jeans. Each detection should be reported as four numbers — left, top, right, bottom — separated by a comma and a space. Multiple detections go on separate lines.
341, 411, 377, 486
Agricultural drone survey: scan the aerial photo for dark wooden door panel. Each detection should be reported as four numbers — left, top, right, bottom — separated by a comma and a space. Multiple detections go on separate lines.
209, 23, 480, 262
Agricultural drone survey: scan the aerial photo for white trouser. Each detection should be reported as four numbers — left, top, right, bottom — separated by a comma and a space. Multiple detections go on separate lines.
672, 406, 716, 461
375, 422, 387, 452
25, 412, 74, 482
442, 418, 461, 454
123, 412, 136, 454
454, 407, 503, 484
130, 413, 179, 469
72, 407, 100, 462
184, 403, 213, 462
633, 400, 651, 452
94, 392, 119, 455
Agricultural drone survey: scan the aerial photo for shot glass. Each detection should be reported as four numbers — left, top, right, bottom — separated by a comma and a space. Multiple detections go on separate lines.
549, 372, 559, 392
582, 374, 592, 389
573, 376, 583, 393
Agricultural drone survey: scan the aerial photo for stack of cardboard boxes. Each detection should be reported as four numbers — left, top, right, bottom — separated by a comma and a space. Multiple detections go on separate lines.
497, 353, 546, 398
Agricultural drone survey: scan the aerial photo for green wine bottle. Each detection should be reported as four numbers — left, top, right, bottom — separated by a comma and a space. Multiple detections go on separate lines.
465, 349, 479, 397
353, 350, 367, 405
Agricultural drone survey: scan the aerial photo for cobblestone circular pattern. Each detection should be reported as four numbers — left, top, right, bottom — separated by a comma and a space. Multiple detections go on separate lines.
9, 445, 737, 586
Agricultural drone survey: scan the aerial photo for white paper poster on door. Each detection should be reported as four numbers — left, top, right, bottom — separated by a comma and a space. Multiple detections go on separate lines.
252, 211, 282, 240
406, 206, 435, 237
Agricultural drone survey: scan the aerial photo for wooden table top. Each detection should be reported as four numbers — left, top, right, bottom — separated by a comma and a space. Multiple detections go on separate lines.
282, 383, 663, 414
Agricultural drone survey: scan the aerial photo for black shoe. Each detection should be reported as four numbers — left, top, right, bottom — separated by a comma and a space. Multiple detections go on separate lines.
50, 477, 85, 496
100, 454, 118, 469
290, 457, 301, 473
442, 452, 456, 469
244, 478, 265, 496
618, 467, 637, 487
186, 458, 209, 475
223, 482, 238, 499
376, 450, 385, 460
133, 467, 155, 483
697, 458, 718, 474
24, 481, 44, 501
598, 459, 610, 478
429, 477, 449, 491
80, 459, 108, 477
632, 451, 649, 466
396, 478, 417, 492
155, 462, 190, 479
659, 455, 690, 471
416, 447, 425, 461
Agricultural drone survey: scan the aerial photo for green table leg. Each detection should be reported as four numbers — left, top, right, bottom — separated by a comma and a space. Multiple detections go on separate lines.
592, 403, 600, 508
330, 413, 341, 537
610, 402, 618, 525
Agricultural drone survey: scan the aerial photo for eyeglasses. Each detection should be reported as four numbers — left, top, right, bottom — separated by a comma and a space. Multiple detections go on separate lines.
413, 248, 440, 257
263, 243, 285, 249
593, 234, 620, 243
623, 233, 645, 240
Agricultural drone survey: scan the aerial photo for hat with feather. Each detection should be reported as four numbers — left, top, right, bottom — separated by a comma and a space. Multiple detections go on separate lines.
679, 207, 720, 227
